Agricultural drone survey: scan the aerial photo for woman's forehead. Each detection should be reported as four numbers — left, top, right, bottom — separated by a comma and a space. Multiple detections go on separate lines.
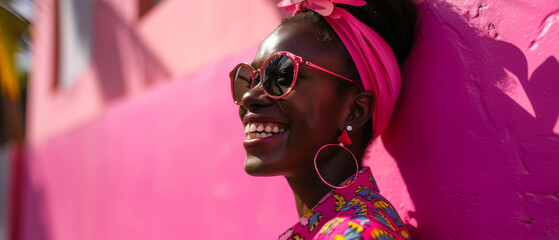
252, 23, 339, 67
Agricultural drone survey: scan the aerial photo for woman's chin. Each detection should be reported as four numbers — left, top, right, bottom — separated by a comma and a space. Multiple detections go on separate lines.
244, 166, 266, 176
243, 155, 279, 176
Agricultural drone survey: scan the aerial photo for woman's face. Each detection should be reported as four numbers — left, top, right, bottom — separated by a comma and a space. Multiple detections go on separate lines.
238, 22, 357, 177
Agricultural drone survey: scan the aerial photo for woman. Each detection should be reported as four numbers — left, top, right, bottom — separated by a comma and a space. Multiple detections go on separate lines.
230, 0, 417, 239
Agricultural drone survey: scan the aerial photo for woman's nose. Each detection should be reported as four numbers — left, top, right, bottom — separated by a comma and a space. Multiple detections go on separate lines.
241, 83, 274, 111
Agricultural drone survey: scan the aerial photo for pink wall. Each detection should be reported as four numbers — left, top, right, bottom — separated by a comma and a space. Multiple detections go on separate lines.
367, 0, 559, 239
20, 0, 559, 239
27, 0, 281, 144
22, 50, 297, 239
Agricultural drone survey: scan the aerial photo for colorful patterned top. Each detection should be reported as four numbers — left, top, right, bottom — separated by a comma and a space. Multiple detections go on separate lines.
278, 167, 411, 240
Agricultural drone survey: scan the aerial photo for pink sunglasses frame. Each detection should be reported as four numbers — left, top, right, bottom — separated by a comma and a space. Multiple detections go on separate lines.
230, 51, 363, 105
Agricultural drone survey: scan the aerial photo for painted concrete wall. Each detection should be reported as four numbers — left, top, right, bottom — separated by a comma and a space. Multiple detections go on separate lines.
26, 0, 282, 145
368, 0, 559, 239
20, 0, 558, 239
23, 0, 292, 239
22, 50, 298, 239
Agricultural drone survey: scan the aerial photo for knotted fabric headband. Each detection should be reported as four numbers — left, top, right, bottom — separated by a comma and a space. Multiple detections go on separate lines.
278, 0, 401, 139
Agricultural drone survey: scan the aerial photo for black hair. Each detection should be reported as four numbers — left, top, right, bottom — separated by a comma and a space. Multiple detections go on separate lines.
281, 0, 417, 64
280, 0, 418, 145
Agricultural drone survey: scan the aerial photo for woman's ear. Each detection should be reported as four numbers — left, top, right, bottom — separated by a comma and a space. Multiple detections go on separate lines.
345, 91, 374, 130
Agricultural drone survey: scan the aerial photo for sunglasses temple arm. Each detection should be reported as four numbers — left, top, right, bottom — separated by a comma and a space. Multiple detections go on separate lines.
304, 62, 363, 91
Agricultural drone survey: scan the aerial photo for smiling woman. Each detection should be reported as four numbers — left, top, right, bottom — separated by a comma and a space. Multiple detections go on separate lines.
230, 0, 417, 239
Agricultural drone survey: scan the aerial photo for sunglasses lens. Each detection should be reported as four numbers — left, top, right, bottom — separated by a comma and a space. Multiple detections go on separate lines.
262, 55, 295, 97
232, 65, 253, 104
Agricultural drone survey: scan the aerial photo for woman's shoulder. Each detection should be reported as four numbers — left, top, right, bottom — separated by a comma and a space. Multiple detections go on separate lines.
313, 216, 411, 240
312, 189, 412, 240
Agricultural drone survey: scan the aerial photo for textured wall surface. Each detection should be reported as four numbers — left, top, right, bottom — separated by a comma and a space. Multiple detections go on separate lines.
19, 0, 558, 239
368, 0, 559, 239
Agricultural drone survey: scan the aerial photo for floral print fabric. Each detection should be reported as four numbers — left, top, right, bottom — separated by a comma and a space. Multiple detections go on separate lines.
279, 167, 411, 240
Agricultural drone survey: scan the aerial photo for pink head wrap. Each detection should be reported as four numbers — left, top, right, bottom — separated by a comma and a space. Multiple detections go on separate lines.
278, 0, 401, 138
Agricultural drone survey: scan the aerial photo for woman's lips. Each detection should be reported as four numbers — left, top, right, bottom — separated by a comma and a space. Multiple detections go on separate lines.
243, 125, 288, 149
242, 113, 290, 148
242, 113, 290, 142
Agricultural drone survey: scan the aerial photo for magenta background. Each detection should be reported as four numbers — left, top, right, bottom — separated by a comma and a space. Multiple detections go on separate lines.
17, 0, 559, 239
369, 1, 559, 238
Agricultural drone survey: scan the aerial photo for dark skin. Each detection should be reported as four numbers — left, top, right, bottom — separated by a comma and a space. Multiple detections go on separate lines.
238, 22, 375, 217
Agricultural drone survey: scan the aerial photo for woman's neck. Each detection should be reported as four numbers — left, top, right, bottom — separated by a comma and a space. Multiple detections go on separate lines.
285, 153, 360, 217
286, 174, 331, 217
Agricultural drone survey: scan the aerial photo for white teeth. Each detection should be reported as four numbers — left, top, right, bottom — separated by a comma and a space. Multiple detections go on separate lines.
245, 122, 287, 138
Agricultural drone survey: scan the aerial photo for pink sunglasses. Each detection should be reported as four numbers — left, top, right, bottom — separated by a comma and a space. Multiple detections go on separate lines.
230, 51, 362, 105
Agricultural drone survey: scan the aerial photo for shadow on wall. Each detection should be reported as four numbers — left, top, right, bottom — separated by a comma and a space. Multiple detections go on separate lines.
383, 1, 559, 239
20, 170, 51, 240
93, 1, 170, 102
9, 147, 51, 240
